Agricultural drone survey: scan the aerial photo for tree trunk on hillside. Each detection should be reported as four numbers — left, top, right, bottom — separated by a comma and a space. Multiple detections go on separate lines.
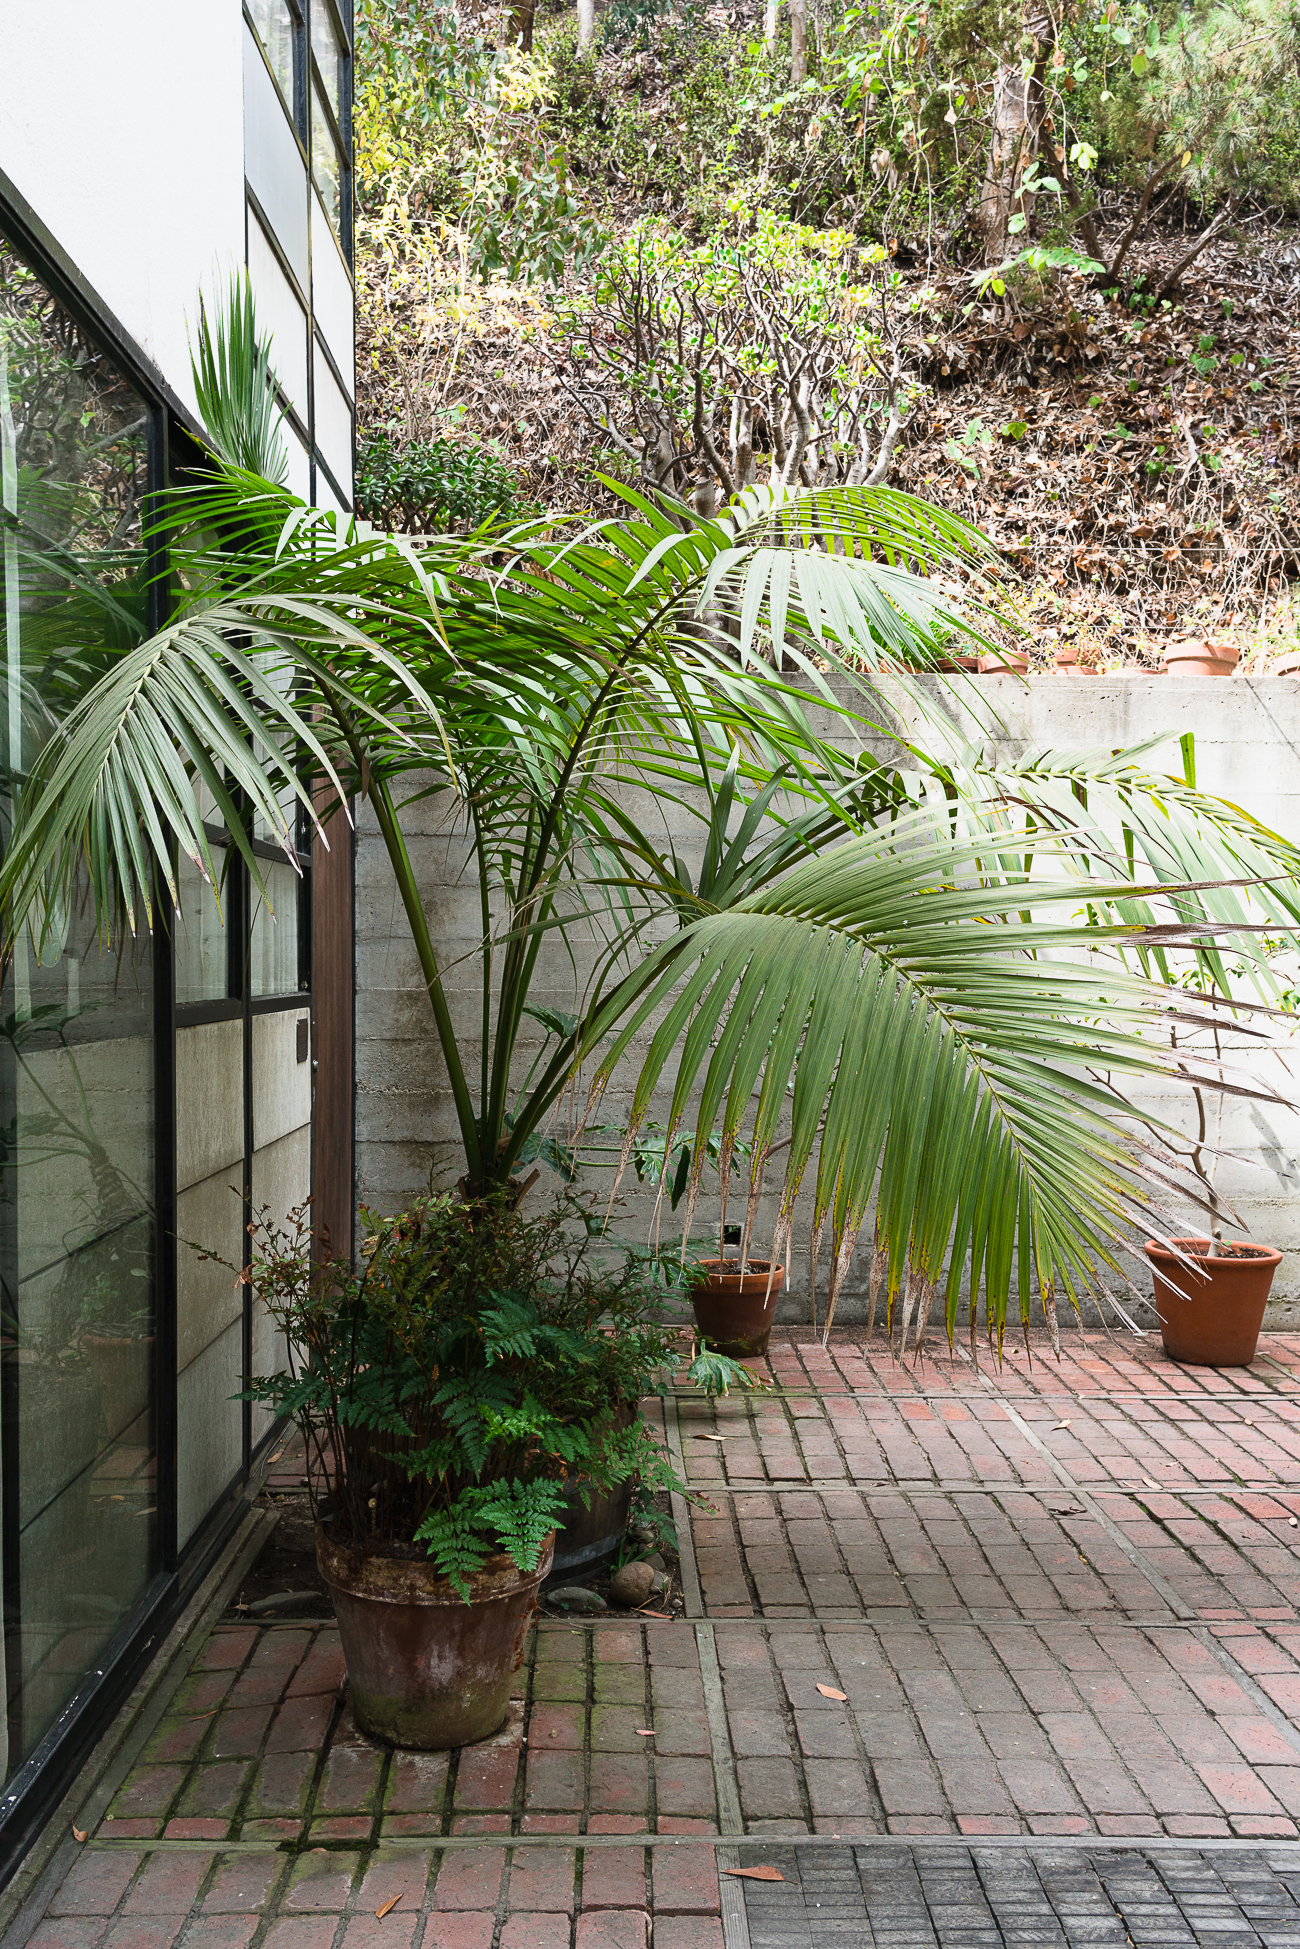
978, 5, 1055, 262
789, 0, 808, 85
577, 0, 595, 50
511, 0, 536, 49
764, 0, 779, 51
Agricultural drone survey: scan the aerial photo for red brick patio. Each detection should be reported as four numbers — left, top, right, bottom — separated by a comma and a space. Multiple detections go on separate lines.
9, 1328, 1300, 1948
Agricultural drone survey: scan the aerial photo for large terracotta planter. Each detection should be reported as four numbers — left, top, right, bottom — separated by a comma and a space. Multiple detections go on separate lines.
318, 1528, 553, 1749
978, 650, 1031, 674
692, 1259, 784, 1358
1161, 638, 1239, 678
1144, 1238, 1281, 1366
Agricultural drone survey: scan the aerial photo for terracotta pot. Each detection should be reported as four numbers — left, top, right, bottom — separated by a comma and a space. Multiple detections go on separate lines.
1144, 1237, 1281, 1366
1161, 638, 1239, 678
1271, 651, 1300, 677
691, 1258, 784, 1358
977, 650, 1031, 674
550, 1403, 636, 1582
930, 653, 981, 673
318, 1527, 553, 1749
1053, 644, 1097, 676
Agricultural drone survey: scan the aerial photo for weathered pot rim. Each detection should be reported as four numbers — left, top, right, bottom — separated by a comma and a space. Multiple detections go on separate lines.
318, 1527, 554, 1607
1144, 1238, 1281, 1270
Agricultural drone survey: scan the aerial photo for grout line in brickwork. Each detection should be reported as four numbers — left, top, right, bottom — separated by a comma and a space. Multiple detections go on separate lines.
716, 1843, 754, 1949
1183, 1626, 1300, 1762
80, 1829, 1300, 1854
955, 1347, 1197, 1621
695, 1622, 744, 1838
664, 1390, 704, 1619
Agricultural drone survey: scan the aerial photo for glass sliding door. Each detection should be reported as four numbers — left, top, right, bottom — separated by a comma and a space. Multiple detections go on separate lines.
0, 237, 158, 1780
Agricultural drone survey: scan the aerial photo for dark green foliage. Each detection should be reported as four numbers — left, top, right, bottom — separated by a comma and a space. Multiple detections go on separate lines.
355, 431, 525, 533
239, 1194, 735, 1595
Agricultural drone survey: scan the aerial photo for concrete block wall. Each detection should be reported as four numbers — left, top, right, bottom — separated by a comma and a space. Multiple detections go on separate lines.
354, 677, 1300, 1333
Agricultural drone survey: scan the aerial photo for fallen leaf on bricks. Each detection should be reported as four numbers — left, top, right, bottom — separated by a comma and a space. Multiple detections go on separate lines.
815, 1685, 848, 1701
1052, 1419, 1071, 1430
636, 1728, 656, 1736
375, 1896, 402, 1919
72, 1827, 87, 1843
695, 1434, 727, 1441
724, 1866, 785, 1881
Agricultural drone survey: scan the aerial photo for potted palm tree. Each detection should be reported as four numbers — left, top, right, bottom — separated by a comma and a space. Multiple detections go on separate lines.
5, 284, 1300, 1725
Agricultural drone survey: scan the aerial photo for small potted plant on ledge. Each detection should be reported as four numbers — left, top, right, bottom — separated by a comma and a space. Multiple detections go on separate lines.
239, 1193, 735, 1749
1140, 976, 1284, 1366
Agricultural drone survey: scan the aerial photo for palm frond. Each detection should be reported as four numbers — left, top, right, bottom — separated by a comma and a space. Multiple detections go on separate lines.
579, 819, 1286, 1343
190, 273, 289, 485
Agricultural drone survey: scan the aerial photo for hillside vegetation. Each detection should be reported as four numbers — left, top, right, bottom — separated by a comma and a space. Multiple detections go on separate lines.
354, 0, 1300, 666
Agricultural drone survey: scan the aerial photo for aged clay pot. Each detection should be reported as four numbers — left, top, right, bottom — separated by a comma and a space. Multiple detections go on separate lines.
977, 650, 1031, 674
1161, 638, 1239, 678
692, 1258, 785, 1358
1271, 650, 1300, 676
1144, 1237, 1281, 1366
550, 1403, 636, 1582
318, 1528, 553, 1749
1053, 643, 1098, 676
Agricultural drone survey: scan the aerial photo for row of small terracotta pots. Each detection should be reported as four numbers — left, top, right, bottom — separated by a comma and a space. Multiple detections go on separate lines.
971, 640, 1242, 677
691, 1241, 1283, 1368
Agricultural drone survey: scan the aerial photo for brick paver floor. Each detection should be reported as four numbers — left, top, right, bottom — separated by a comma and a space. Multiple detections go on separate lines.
13, 1329, 1300, 1947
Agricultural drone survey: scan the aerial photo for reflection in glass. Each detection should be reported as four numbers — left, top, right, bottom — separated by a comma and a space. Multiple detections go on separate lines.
250, 0, 299, 110
250, 862, 303, 997
0, 239, 157, 1782
312, 83, 343, 234
311, 0, 343, 118
174, 849, 230, 1008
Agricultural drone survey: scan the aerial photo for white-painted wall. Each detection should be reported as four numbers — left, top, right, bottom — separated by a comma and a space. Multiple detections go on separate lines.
0, 0, 246, 427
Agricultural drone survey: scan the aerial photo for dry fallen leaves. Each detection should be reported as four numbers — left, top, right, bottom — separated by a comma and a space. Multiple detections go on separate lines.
375, 1895, 402, 1919
72, 1826, 87, 1843
636, 1728, 656, 1736
695, 1434, 727, 1442
815, 1684, 848, 1701
724, 1866, 785, 1881
1052, 1419, 1071, 1430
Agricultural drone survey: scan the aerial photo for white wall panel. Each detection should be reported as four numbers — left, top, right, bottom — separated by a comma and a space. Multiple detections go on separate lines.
314, 354, 354, 503
247, 213, 310, 425
242, 21, 309, 289
310, 199, 355, 398
0, 0, 245, 425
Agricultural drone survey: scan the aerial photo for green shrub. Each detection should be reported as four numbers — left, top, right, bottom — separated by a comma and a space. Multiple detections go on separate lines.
355, 431, 525, 533
241, 1194, 707, 1592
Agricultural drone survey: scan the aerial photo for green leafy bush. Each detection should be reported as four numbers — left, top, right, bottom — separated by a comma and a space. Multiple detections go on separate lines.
240, 1195, 746, 1594
355, 432, 524, 533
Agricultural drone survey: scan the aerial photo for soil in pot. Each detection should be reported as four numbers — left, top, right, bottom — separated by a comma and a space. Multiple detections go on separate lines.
692, 1258, 784, 1358
318, 1528, 553, 1750
1144, 1237, 1281, 1366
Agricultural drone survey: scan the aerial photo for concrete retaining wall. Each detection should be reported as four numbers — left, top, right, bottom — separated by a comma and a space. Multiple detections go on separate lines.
354, 676, 1300, 1332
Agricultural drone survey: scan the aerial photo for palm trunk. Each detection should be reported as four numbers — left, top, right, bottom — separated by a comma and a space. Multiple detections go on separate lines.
577, 0, 595, 50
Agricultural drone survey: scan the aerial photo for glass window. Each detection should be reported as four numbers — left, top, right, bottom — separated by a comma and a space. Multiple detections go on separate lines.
173, 849, 231, 1008
0, 237, 157, 1780
249, 0, 299, 112
311, 83, 343, 235
311, 0, 343, 119
250, 860, 303, 997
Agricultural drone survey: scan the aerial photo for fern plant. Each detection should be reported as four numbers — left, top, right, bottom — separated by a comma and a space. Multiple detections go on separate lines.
238, 1193, 743, 1595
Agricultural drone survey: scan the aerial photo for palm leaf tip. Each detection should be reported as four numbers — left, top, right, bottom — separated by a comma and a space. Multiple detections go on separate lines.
190, 273, 289, 486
